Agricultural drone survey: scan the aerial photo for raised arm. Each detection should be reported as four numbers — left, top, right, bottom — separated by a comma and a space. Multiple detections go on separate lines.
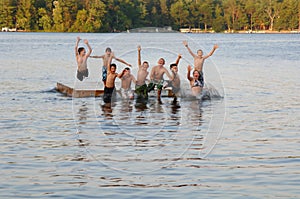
84, 39, 92, 57
75, 37, 80, 56
175, 54, 182, 66
107, 52, 114, 74
117, 68, 126, 78
187, 65, 193, 81
183, 40, 197, 58
137, 45, 141, 67
203, 44, 218, 59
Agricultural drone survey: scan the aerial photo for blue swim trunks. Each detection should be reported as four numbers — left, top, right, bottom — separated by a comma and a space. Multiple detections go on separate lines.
102, 66, 107, 81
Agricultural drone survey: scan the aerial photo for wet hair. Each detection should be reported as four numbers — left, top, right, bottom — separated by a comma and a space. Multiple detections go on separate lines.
78, 47, 85, 54
170, 63, 177, 69
106, 47, 112, 52
197, 49, 203, 54
110, 63, 116, 69
125, 67, 130, 70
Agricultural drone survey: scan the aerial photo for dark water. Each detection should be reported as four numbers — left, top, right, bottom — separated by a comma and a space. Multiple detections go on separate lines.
0, 32, 299, 198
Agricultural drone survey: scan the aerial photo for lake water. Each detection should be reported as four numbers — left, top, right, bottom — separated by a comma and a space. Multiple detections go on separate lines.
0, 32, 299, 198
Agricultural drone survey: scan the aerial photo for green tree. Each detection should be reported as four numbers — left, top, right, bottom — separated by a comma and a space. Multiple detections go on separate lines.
52, 0, 64, 32
262, 0, 281, 31
84, 0, 106, 32
213, 3, 226, 32
37, 7, 52, 31
0, 0, 15, 28
170, 0, 189, 28
276, 0, 298, 30
16, 0, 33, 30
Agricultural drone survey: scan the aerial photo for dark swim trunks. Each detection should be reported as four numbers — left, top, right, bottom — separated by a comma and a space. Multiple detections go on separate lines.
197, 71, 204, 87
147, 80, 163, 92
135, 84, 148, 99
103, 86, 115, 103
77, 69, 89, 81
102, 66, 107, 81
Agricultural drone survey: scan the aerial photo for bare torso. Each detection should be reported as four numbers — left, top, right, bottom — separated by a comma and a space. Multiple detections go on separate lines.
106, 73, 118, 88
77, 56, 88, 71
151, 65, 167, 81
121, 74, 134, 89
171, 71, 180, 88
194, 56, 205, 72
136, 69, 149, 85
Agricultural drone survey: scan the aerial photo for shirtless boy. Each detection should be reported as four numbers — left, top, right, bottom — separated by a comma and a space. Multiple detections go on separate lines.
187, 65, 202, 96
149, 57, 173, 101
168, 54, 182, 102
183, 40, 218, 86
120, 67, 136, 100
135, 45, 150, 99
90, 47, 131, 86
103, 52, 124, 103
75, 37, 92, 81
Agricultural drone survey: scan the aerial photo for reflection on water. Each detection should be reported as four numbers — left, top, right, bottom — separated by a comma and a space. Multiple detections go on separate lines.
72, 95, 209, 173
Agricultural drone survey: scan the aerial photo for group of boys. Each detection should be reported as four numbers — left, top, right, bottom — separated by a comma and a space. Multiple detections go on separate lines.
75, 37, 218, 103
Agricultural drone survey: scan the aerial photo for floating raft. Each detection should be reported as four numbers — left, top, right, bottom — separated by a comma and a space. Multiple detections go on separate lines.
56, 82, 174, 98
56, 82, 104, 97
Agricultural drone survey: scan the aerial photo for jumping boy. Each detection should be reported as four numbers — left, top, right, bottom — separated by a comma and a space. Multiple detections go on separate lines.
183, 40, 218, 86
90, 47, 131, 86
103, 52, 124, 103
149, 57, 173, 102
75, 37, 92, 81
167, 54, 182, 102
135, 45, 150, 99
120, 67, 136, 100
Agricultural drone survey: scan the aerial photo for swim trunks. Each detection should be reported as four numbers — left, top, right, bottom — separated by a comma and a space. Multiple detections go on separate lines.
102, 66, 107, 81
103, 86, 115, 103
147, 80, 164, 92
197, 71, 204, 87
135, 84, 148, 99
77, 69, 89, 81
121, 88, 134, 99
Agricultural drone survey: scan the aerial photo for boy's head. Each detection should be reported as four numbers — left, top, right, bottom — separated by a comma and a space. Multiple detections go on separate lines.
124, 67, 131, 74
106, 47, 112, 55
142, 61, 149, 70
197, 49, 203, 56
78, 47, 86, 56
158, 58, 165, 65
110, 63, 116, 73
170, 63, 178, 72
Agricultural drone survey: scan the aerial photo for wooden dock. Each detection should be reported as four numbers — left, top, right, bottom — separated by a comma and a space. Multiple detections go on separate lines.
56, 82, 104, 97
56, 82, 174, 98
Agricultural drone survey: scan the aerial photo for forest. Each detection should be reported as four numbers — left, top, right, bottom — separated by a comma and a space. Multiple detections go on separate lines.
1, 0, 300, 33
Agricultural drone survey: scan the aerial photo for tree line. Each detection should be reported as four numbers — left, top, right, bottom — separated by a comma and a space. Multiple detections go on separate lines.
1, 0, 299, 33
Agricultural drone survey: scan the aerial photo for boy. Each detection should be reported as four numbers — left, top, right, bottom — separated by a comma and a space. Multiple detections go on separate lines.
75, 37, 92, 81
135, 45, 150, 99
149, 57, 173, 101
119, 67, 136, 99
167, 54, 182, 102
187, 65, 202, 96
183, 40, 218, 86
90, 47, 131, 86
103, 52, 124, 103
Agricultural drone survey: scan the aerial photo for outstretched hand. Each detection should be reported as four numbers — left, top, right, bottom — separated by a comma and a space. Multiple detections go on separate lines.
84, 39, 88, 44
187, 65, 192, 71
183, 40, 188, 47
